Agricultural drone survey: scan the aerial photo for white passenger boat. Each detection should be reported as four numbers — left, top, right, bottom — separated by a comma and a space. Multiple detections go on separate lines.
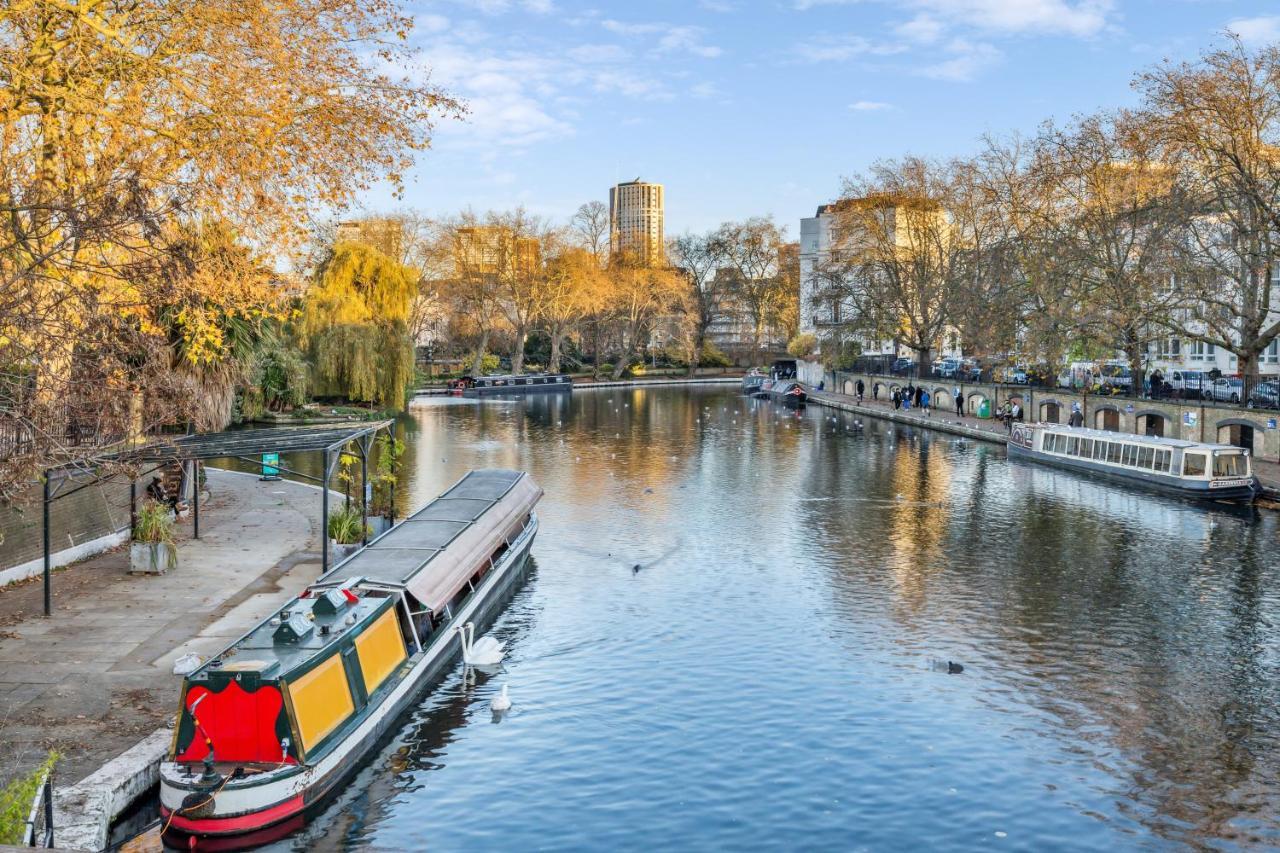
159, 469, 542, 847
1008, 423, 1258, 503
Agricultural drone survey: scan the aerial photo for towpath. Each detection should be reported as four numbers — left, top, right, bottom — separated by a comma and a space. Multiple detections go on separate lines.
0, 468, 326, 788
806, 386, 1280, 498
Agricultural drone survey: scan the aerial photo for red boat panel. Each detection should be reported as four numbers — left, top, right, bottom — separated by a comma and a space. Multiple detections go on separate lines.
175, 681, 294, 764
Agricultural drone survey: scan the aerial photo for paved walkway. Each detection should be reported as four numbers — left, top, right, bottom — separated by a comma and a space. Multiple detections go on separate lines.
807, 387, 1280, 498
0, 469, 326, 787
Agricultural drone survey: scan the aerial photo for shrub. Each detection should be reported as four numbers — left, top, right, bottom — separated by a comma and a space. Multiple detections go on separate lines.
134, 500, 175, 544
327, 504, 369, 544
699, 342, 731, 368
787, 333, 818, 360
0, 752, 57, 845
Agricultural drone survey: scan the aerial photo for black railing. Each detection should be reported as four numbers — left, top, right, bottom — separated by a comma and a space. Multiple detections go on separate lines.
23, 769, 54, 848
831, 359, 1280, 413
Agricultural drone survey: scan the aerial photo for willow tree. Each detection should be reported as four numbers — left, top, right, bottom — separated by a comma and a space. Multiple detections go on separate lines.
300, 243, 416, 410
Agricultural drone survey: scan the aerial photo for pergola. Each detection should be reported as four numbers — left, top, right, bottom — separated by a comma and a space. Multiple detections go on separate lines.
39, 421, 396, 616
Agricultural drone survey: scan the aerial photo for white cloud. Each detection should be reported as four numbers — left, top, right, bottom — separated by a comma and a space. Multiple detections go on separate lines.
796, 0, 1113, 38
919, 38, 1002, 80
791, 34, 905, 63
602, 20, 722, 58
849, 100, 892, 110
1226, 16, 1280, 46
690, 81, 721, 98
418, 14, 450, 34
895, 13, 943, 44
567, 44, 630, 63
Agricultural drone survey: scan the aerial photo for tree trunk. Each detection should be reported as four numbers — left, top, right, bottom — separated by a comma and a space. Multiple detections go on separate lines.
1124, 339, 1145, 399
511, 327, 527, 375
549, 329, 563, 374
688, 327, 706, 377
470, 329, 489, 376
916, 346, 932, 378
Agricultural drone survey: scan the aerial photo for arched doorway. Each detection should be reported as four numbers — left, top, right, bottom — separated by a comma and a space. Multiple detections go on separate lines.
1217, 420, 1258, 453
843, 379, 854, 396
1095, 407, 1120, 431
967, 393, 989, 418
1136, 412, 1166, 437
933, 387, 952, 411
1040, 400, 1061, 423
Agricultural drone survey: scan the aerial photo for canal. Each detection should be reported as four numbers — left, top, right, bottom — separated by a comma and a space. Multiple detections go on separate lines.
270, 385, 1280, 850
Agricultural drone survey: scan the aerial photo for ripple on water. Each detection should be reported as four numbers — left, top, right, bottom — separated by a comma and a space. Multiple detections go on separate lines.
272, 388, 1280, 852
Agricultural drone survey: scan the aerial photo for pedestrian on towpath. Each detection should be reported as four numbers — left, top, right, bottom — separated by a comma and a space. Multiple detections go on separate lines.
914, 385, 924, 409
856, 379, 864, 401
873, 382, 880, 401
1068, 403, 1084, 428
953, 385, 964, 416
921, 389, 931, 417
902, 392, 912, 412
892, 388, 902, 410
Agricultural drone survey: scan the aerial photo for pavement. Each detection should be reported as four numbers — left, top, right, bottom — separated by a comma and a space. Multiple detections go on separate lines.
807, 387, 1280, 498
0, 468, 327, 790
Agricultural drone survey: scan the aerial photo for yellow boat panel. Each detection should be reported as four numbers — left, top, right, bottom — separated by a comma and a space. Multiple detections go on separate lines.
355, 609, 407, 695
287, 654, 354, 752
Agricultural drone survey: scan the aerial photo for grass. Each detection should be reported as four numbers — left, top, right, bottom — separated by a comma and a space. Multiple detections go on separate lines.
133, 500, 174, 544
0, 751, 57, 845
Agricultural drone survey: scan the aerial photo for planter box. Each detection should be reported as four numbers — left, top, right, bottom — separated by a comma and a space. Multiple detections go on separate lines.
130, 542, 177, 575
329, 540, 361, 562
368, 515, 393, 538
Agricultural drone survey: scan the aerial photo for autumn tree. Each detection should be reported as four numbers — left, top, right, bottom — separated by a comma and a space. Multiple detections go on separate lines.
668, 231, 728, 375
542, 242, 606, 373
714, 218, 792, 361
299, 242, 417, 410
1138, 37, 1280, 379
603, 255, 688, 379
0, 0, 457, 495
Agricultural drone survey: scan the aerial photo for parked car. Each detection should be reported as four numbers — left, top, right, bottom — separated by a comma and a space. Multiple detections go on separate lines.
1167, 369, 1209, 399
1097, 363, 1132, 393
934, 357, 961, 378
1006, 367, 1029, 384
1210, 377, 1244, 404
891, 357, 917, 376
1247, 380, 1280, 409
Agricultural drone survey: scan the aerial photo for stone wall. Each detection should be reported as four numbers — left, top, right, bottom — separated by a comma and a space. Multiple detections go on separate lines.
826, 369, 1280, 462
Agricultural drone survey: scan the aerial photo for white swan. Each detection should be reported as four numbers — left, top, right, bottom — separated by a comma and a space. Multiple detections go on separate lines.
490, 683, 512, 713
456, 622, 505, 665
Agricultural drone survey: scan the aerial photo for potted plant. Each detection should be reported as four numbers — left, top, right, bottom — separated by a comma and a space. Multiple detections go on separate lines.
328, 504, 369, 561
367, 434, 403, 537
131, 500, 178, 574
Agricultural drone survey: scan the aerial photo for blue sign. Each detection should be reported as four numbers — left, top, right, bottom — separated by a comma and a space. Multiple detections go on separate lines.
1184, 412, 1197, 426
1125, 404, 1135, 413
1269, 419, 1277, 430
261, 452, 281, 480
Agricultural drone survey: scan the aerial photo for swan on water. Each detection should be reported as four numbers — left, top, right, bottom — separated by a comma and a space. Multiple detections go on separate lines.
491, 683, 512, 713
457, 622, 506, 665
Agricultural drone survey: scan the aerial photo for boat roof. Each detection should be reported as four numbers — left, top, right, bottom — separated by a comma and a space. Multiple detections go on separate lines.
318, 469, 542, 610
472, 373, 569, 382
1030, 423, 1241, 451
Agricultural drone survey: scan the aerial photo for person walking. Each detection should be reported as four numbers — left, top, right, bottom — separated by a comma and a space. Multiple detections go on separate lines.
892, 388, 902, 410
873, 383, 880, 401
1068, 403, 1084, 427
902, 388, 912, 411
855, 379, 864, 402
921, 389, 931, 417
914, 385, 924, 409
953, 385, 964, 417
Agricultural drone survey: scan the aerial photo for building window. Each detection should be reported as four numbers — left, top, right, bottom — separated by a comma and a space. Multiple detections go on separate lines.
1189, 341, 1216, 361
1263, 338, 1280, 364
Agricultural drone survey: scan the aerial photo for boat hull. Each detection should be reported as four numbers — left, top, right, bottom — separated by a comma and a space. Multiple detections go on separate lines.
461, 383, 571, 397
1007, 442, 1258, 502
159, 516, 539, 844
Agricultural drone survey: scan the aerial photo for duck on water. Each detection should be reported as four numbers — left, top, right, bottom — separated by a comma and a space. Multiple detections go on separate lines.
158, 469, 542, 847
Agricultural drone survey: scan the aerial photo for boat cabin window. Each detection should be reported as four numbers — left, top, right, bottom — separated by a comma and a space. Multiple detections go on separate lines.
1093, 441, 1106, 461
1107, 442, 1121, 464
1155, 449, 1171, 473
1138, 447, 1154, 469
1183, 453, 1207, 477
1213, 452, 1248, 477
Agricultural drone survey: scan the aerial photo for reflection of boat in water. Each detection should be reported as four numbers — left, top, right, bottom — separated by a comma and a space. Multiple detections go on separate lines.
449, 373, 572, 396
742, 370, 765, 396
159, 470, 542, 847
1008, 423, 1257, 503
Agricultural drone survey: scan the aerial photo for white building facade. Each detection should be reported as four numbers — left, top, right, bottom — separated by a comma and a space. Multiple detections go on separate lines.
609, 179, 665, 267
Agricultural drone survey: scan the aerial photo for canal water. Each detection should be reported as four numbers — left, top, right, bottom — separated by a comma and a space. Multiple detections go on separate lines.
272, 386, 1279, 851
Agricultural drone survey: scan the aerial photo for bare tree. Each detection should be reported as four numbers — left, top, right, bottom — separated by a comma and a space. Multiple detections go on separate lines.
571, 201, 610, 263
668, 232, 727, 375
1138, 37, 1280, 380
714, 218, 791, 362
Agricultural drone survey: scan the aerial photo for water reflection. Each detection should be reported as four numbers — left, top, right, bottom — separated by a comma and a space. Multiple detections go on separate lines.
239, 387, 1279, 851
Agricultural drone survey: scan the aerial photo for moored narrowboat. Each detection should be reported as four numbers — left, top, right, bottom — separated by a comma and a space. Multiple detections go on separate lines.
159, 469, 543, 845
1008, 423, 1258, 502
742, 370, 765, 396
449, 373, 572, 396
767, 380, 807, 409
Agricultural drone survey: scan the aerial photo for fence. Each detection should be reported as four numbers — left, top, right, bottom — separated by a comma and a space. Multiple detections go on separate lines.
22, 768, 54, 848
839, 357, 1280, 413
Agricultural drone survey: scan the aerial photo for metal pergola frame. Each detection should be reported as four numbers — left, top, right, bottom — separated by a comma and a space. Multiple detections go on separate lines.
39, 421, 396, 617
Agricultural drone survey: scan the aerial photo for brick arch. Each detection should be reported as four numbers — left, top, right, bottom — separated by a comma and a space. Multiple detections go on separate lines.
1215, 416, 1265, 453
932, 386, 953, 408
965, 391, 989, 417
1094, 404, 1122, 432
1134, 410, 1169, 438
842, 379, 855, 396
1039, 398, 1063, 423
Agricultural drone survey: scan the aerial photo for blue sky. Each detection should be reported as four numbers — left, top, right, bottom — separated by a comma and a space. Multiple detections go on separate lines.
361, 1, 1280, 237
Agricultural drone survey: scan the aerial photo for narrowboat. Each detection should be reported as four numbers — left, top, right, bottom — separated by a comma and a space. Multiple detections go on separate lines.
159, 469, 543, 846
449, 373, 572, 396
742, 370, 765, 396
1007, 423, 1258, 502
767, 380, 807, 409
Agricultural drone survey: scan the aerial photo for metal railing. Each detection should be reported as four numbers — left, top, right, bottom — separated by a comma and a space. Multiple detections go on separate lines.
22, 768, 54, 848
834, 358, 1280, 413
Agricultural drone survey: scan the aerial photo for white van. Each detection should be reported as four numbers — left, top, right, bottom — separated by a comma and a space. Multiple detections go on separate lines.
1167, 369, 1209, 399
